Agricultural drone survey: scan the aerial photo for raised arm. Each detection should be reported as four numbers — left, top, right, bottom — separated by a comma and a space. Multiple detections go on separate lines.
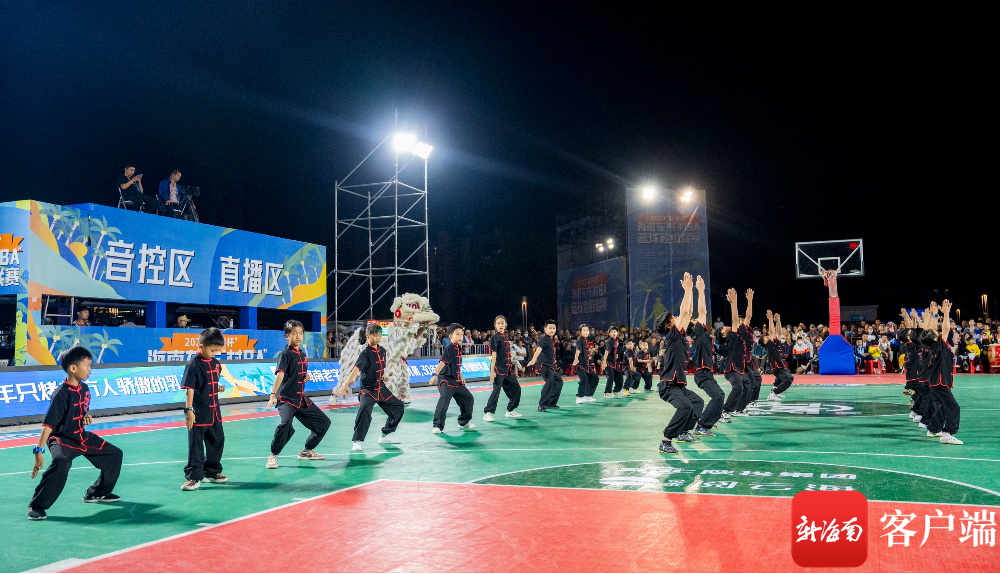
743, 288, 754, 327
940, 299, 952, 339
695, 275, 708, 326
677, 273, 694, 328
766, 310, 776, 340
727, 288, 739, 331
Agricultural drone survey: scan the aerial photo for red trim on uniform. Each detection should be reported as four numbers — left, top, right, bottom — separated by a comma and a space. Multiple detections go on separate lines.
193, 357, 222, 427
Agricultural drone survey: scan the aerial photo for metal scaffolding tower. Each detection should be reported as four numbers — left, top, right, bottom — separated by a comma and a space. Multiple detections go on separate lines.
330, 127, 432, 331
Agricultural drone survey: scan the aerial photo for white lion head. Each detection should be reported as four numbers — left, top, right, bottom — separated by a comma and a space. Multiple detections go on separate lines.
390, 293, 440, 327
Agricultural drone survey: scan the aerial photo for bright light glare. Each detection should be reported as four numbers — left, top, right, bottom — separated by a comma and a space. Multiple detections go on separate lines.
413, 142, 433, 159
393, 133, 417, 153
597, 245, 605, 252
642, 186, 656, 200
681, 187, 694, 202
606, 238, 614, 244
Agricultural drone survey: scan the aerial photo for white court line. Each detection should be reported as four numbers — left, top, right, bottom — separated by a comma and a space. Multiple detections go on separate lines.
468, 458, 1000, 499
22, 558, 86, 573
57, 479, 386, 572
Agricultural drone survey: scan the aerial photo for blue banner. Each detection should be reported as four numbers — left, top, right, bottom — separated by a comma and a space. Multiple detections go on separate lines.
557, 256, 628, 332
626, 190, 712, 329
0, 356, 493, 419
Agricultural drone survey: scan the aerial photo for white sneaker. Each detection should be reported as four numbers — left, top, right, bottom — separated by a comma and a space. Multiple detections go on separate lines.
914, 415, 922, 423
584, 396, 597, 402
768, 392, 779, 401
940, 433, 963, 445
777, 393, 786, 399
297, 449, 325, 460
927, 431, 942, 438
719, 413, 732, 423
351, 441, 364, 451
483, 412, 495, 422
604, 393, 613, 398
632, 389, 643, 394
908, 411, 915, 420
576, 397, 587, 404
918, 423, 927, 429
505, 410, 522, 418
266, 454, 278, 469
613, 392, 623, 397
378, 433, 400, 444
459, 422, 476, 430
431, 427, 442, 434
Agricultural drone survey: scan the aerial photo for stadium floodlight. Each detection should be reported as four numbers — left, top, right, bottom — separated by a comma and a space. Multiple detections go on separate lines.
393, 133, 417, 153
681, 187, 694, 202
412, 142, 433, 159
642, 186, 656, 201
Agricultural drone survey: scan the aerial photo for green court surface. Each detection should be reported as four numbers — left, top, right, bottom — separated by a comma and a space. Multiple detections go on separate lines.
2, 375, 999, 572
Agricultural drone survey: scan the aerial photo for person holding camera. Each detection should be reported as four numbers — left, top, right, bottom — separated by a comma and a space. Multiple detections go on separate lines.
118, 164, 155, 213
158, 170, 185, 217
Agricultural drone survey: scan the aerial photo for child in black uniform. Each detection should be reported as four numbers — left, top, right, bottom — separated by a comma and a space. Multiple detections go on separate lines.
337, 323, 406, 450
431, 323, 477, 432
765, 311, 794, 401
622, 340, 639, 396
181, 328, 228, 492
527, 320, 564, 411
265, 320, 331, 468
28, 346, 124, 520
602, 327, 624, 397
484, 315, 523, 421
573, 324, 599, 403
636, 340, 654, 392
923, 300, 962, 444
656, 273, 705, 454
690, 275, 724, 434
720, 288, 748, 418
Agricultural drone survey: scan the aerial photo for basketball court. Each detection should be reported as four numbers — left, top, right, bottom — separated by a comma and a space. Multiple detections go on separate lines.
2, 374, 998, 572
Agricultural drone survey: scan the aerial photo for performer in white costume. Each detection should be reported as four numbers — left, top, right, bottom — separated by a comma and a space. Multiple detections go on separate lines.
335, 294, 440, 404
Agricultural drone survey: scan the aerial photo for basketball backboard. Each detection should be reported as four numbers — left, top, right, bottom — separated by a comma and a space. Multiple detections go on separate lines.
795, 239, 864, 279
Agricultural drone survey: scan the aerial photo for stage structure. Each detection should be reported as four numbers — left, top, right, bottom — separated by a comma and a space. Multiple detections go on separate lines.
331, 127, 432, 332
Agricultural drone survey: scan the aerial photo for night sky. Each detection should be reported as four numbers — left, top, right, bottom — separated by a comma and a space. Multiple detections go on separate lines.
3, 3, 995, 329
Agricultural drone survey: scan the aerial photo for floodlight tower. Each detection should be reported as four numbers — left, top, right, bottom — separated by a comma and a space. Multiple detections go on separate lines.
330, 121, 433, 331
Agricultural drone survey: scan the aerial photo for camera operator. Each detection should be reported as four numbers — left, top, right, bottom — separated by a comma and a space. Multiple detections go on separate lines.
118, 164, 155, 213
158, 170, 185, 217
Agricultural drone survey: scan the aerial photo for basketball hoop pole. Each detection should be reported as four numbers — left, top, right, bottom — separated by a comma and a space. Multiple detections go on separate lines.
822, 270, 840, 336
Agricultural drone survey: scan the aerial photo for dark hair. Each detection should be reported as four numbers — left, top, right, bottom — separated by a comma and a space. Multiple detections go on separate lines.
60, 345, 93, 373
365, 323, 382, 336
76, 307, 89, 314
918, 329, 938, 347
608, 325, 618, 333
124, 163, 135, 170
447, 322, 464, 335
897, 328, 911, 343
545, 319, 556, 327
170, 169, 181, 176
494, 315, 506, 324
284, 319, 304, 336
199, 327, 226, 347
579, 323, 589, 330
654, 311, 673, 334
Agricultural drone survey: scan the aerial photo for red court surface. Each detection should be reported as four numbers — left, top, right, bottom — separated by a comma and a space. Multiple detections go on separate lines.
62, 480, 999, 573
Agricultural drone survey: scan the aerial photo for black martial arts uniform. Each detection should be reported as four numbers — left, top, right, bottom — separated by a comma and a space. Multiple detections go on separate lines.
353, 343, 405, 440
433, 343, 475, 429
739, 325, 762, 406
29, 380, 123, 511
636, 348, 654, 391
659, 325, 705, 439
536, 334, 564, 408
182, 354, 226, 482
271, 345, 331, 454
721, 327, 747, 413
485, 332, 522, 414
927, 339, 960, 435
623, 347, 639, 390
690, 322, 724, 428
603, 337, 624, 393
575, 336, 599, 397
766, 337, 794, 395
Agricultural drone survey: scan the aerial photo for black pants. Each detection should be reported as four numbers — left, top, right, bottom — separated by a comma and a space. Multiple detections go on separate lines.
576, 370, 597, 397
539, 364, 564, 407
640, 371, 653, 391
694, 369, 724, 428
186, 420, 225, 481
723, 370, 746, 413
624, 371, 640, 390
433, 382, 474, 429
659, 382, 704, 439
485, 374, 521, 413
772, 368, 794, 395
30, 438, 122, 510
271, 401, 331, 454
929, 385, 960, 434
604, 368, 623, 393
354, 387, 405, 441
911, 382, 927, 416
746, 368, 763, 404
123, 189, 156, 213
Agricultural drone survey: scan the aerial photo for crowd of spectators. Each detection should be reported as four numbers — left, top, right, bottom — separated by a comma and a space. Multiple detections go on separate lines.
326, 313, 996, 376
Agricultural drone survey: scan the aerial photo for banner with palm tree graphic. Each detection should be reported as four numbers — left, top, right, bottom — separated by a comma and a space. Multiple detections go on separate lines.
626, 190, 712, 329
557, 256, 628, 332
